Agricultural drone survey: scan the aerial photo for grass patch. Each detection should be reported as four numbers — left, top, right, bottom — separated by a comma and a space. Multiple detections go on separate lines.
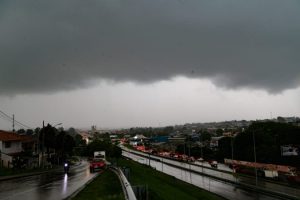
73, 169, 125, 200
117, 158, 225, 200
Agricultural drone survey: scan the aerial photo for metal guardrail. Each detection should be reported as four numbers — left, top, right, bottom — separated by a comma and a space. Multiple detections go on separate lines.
111, 166, 137, 200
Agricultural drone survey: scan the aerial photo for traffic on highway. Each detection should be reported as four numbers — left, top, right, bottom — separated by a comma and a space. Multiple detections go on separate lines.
122, 146, 300, 200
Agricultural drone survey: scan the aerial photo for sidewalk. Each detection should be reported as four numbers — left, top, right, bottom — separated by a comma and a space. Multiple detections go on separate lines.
0, 161, 83, 181
0, 166, 61, 181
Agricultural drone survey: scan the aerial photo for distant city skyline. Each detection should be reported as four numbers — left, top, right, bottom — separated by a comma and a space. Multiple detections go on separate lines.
0, 77, 299, 131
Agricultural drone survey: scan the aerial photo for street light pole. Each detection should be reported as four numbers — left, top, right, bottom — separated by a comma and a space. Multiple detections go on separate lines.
188, 142, 192, 183
161, 157, 163, 172
231, 136, 237, 182
42, 120, 45, 168
252, 131, 258, 186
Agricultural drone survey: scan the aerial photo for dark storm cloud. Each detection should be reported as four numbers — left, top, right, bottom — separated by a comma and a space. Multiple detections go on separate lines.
0, 0, 299, 95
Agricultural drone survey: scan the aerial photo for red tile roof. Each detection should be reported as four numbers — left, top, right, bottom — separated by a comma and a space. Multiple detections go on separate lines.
0, 130, 34, 142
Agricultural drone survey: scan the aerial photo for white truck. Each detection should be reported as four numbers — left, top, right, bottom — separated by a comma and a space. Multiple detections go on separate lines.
94, 151, 106, 160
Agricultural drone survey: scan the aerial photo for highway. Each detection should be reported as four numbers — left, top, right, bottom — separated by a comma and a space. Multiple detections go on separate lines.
122, 148, 300, 200
0, 160, 97, 200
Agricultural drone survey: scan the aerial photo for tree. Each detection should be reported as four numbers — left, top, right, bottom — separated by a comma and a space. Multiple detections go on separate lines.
200, 131, 211, 142
74, 134, 86, 147
84, 139, 122, 160
163, 126, 174, 135
85, 140, 111, 157
17, 129, 25, 134
216, 137, 232, 161
55, 131, 75, 157
42, 124, 57, 154
34, 127, 41, 135
26, 129, 34, 135
233, 122, 300, 167
216, 129, 223, 136
109, 145, 122, 159
63, 134, 76, 155
67, 127, 77, 136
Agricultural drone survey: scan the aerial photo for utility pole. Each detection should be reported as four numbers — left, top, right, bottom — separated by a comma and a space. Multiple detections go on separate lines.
37, 128, 40, 167
42, 120, 45, 168
253, 131, 258, 186
188, 142, 192, 184
231, 136, 236, 182
231, 136, 234, 162
161, 157, 163, 172
12, 114, 15, 132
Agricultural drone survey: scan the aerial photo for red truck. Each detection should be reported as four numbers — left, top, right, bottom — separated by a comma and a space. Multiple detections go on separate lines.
90, 158, 106, 172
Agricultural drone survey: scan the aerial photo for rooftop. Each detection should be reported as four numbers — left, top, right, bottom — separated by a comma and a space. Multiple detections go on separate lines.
0, 130, 34, 142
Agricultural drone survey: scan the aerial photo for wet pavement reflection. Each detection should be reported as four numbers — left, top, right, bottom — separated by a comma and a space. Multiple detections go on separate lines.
0, 160, 97, 200
123, 151, 299, 200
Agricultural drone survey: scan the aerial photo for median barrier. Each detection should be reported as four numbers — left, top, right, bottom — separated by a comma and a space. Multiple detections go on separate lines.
110, 166, 137, 200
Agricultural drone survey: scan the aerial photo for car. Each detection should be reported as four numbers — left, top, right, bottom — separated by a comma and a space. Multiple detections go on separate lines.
209, 160, 218, 168
90, 158, 106, 172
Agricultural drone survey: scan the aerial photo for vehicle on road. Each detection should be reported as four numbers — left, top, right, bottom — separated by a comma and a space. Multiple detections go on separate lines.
90, 158, 106, 172
225, 158, 299, 182
64, 162, 70, 173
209, 160, 218, 168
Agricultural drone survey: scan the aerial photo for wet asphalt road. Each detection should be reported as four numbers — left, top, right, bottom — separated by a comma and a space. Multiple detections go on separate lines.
122, 150, 300, 200
0, 160, 97, 200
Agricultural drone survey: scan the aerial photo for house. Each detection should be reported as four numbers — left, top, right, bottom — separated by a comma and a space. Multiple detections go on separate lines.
0, 130, 35, 168
129, 134, 148, 146
210, 136, 224, 149
168, 132, 186, 144
79, 132, 92, 144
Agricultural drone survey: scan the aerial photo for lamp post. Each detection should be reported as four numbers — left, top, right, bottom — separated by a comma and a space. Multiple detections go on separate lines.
188, 142, 192, 184
161, 157, 163, 172
252, 131, 258, 186
231, 135, 237, 182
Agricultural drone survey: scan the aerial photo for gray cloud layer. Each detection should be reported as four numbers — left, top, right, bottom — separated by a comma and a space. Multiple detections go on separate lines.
1, 0, 299, 95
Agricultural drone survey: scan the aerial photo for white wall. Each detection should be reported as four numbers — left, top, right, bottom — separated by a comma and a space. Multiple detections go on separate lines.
0, 140, 22, 168
1, 141, 22, 154
1, 153, 12, 168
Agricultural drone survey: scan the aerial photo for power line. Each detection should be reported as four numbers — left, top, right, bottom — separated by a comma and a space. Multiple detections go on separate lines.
0, 111, 29, 130
0, 109, 32, 129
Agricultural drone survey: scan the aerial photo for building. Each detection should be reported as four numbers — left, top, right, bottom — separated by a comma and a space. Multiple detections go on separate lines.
79, 132, 91, 144
0, 130, 35, 168
129, 134, 148, 146
210, 136, 224, 149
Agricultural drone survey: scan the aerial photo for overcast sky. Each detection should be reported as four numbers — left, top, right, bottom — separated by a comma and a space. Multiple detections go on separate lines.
0, 0, 299, 130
